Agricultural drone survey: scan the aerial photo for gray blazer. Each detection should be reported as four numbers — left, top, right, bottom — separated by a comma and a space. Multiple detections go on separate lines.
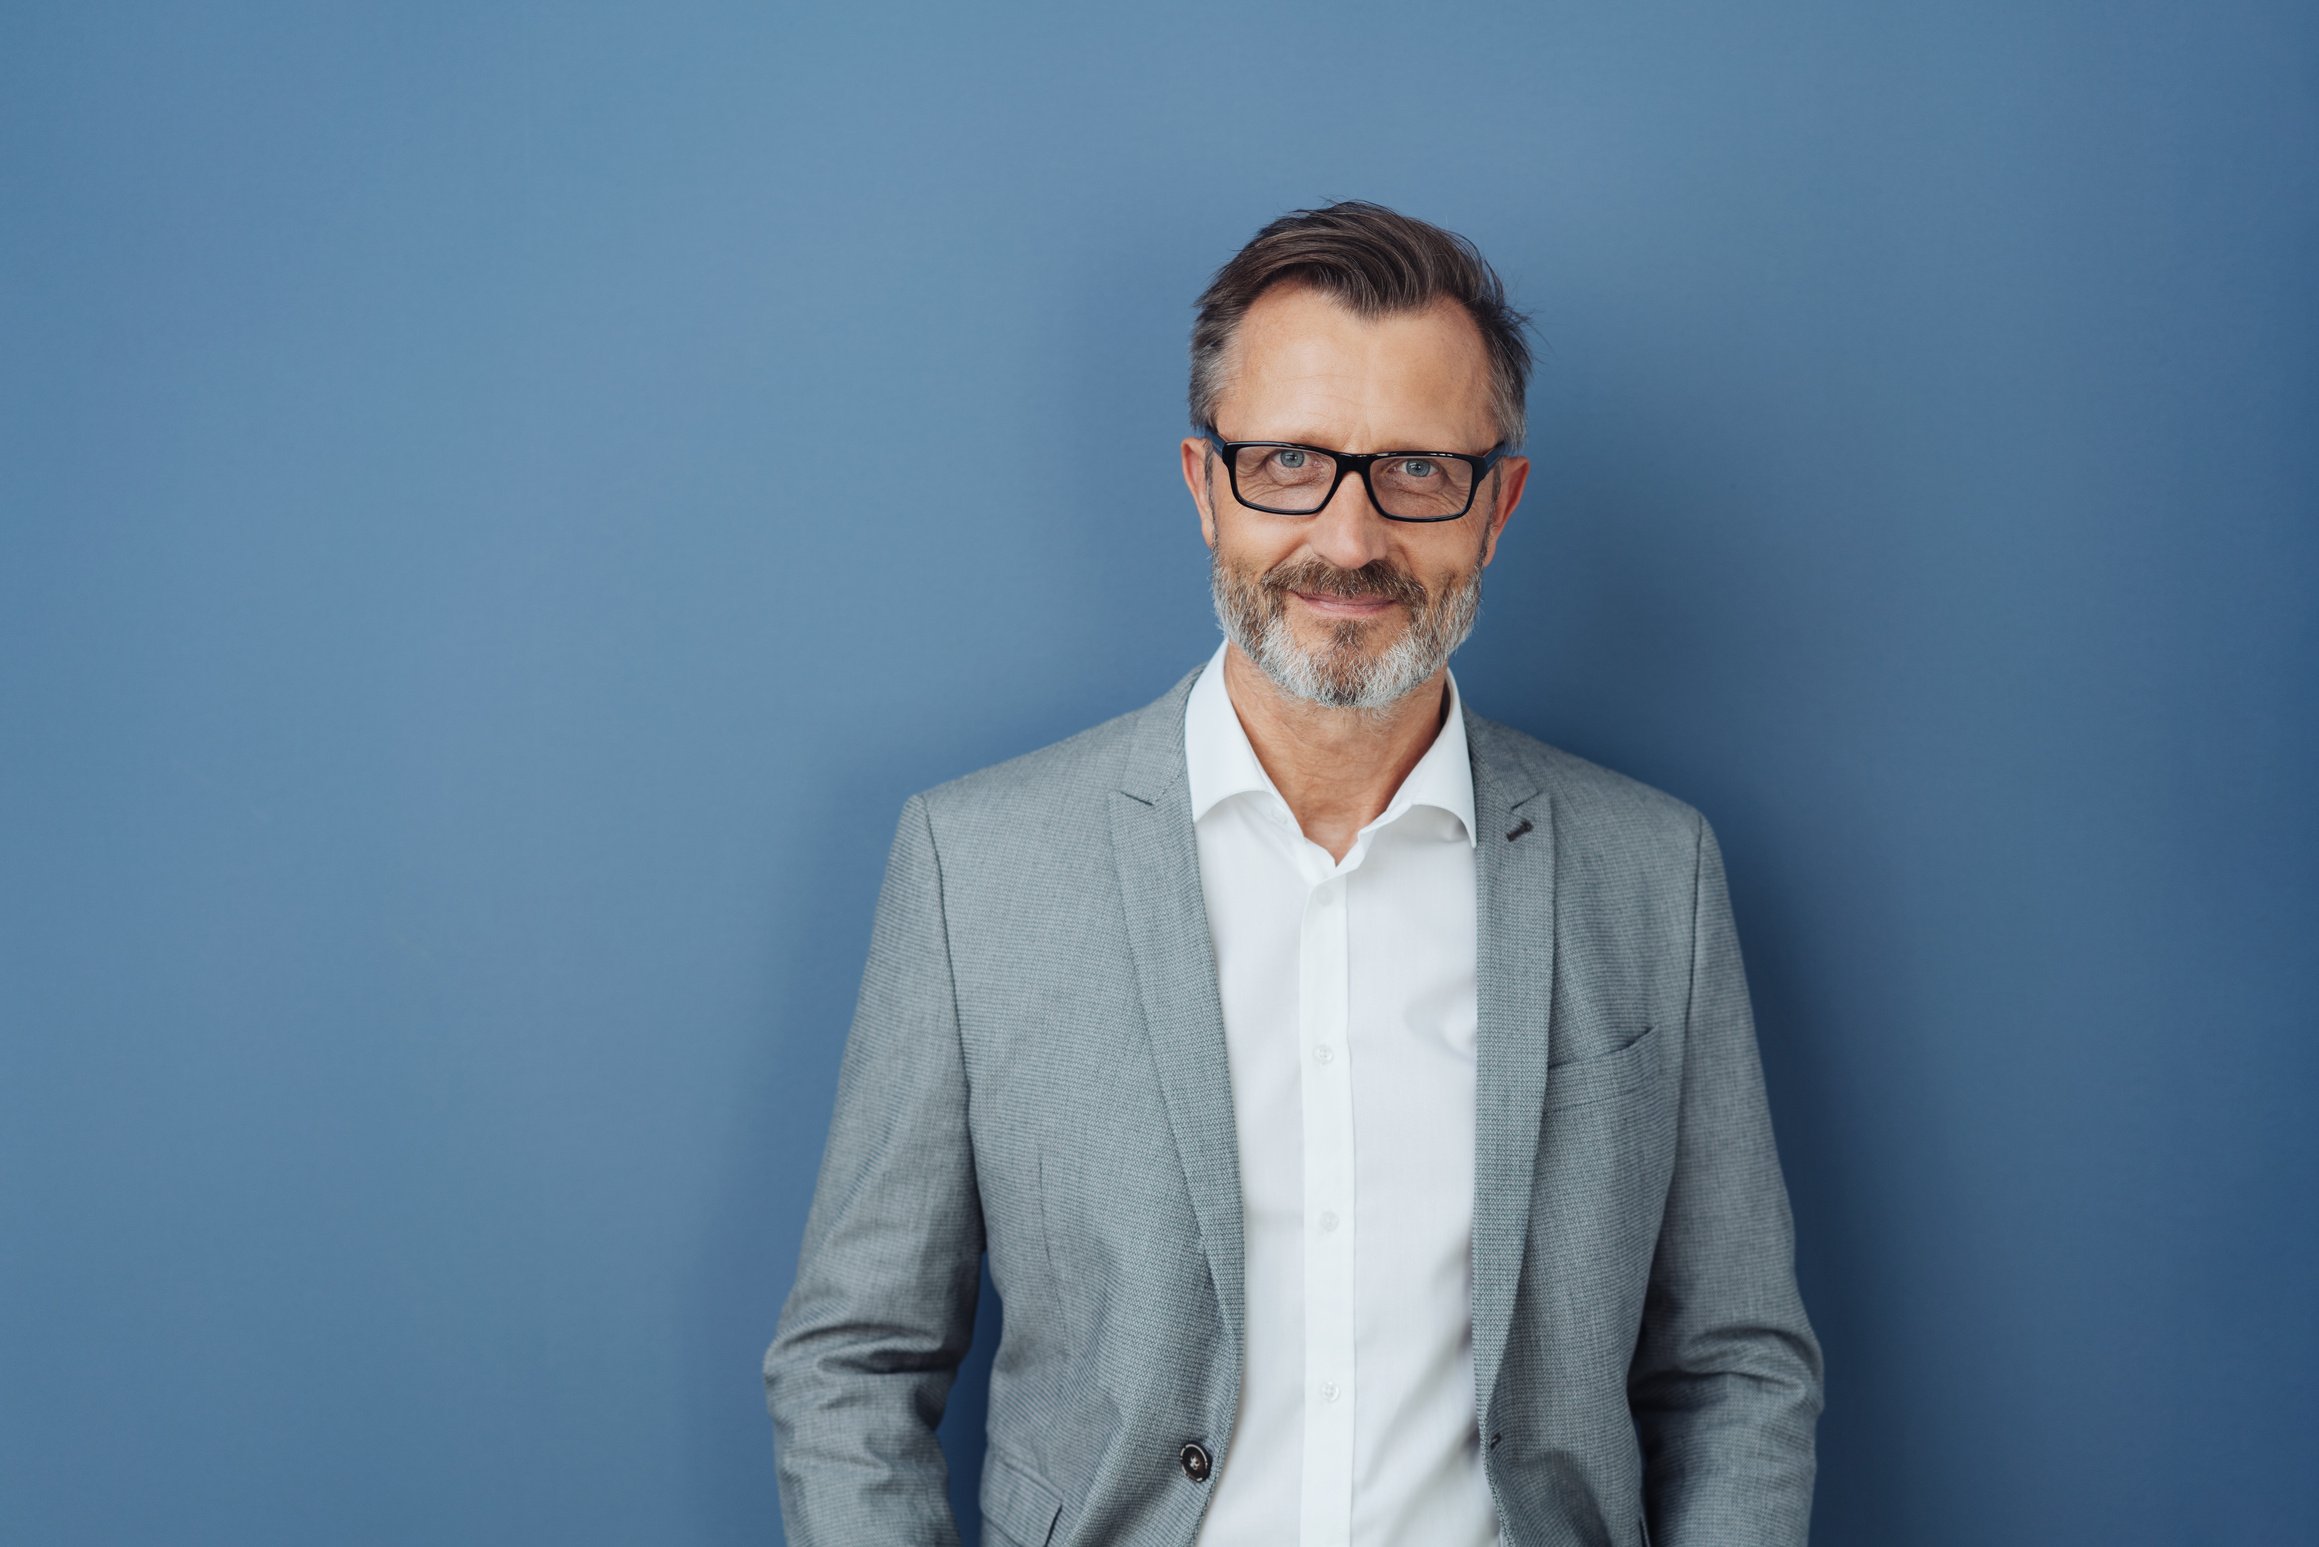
766, 669, 1822, 1547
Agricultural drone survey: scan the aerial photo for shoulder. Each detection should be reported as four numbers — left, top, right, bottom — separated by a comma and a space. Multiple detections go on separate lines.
907, 669, 1195, 854
1466, 711, 1707, 861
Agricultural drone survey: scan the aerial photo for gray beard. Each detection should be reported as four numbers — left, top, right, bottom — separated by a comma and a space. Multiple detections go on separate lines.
1209, 553, 1483, 711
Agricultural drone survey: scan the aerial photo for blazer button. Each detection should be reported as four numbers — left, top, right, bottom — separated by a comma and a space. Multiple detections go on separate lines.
1178, 1441, 1212, 1483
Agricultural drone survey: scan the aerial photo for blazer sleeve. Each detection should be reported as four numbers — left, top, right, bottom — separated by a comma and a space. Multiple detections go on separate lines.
1628, 814, 1825, 1545
764, 795, 982, 1547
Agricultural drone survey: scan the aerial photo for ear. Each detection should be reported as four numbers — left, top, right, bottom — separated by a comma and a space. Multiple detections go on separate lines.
1180, 436, 1220, 550
1477, 455, 1529, 568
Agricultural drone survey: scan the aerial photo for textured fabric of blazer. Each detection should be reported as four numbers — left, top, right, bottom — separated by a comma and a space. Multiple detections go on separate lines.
765, 667, 1823, 1547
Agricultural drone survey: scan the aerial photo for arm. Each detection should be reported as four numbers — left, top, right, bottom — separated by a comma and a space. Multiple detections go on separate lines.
765, 795, 982, 1546
1629, 815, 1825, 1545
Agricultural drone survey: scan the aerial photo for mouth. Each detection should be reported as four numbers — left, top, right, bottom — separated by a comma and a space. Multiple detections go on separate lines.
1289, 589, 1401, 618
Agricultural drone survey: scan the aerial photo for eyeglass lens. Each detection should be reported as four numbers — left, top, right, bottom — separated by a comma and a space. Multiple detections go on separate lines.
1232, 445, 1476, 519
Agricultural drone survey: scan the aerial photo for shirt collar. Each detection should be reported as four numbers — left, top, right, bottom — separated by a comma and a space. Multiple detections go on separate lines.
1182, 639, 1477, 848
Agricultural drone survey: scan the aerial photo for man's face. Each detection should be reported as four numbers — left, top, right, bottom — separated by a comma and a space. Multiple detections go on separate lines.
1180, 284, 1529, 711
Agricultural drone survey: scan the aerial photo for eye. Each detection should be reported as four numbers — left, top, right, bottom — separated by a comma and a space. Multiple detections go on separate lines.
1394, 457, 1440, 479
1272, 448, 1309, 470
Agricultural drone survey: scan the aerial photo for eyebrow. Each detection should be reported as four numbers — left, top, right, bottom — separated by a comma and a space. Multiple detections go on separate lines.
1236, 430, 1485, 453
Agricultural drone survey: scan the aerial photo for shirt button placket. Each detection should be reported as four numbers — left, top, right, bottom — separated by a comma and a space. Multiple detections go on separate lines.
1298, 869, 1356, 1543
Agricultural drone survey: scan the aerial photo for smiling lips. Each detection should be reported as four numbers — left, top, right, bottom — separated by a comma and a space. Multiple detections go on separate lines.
1291, 589, 1400, 617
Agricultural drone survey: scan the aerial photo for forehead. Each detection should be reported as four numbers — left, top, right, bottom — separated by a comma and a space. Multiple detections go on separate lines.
1219, 283, 1495, 448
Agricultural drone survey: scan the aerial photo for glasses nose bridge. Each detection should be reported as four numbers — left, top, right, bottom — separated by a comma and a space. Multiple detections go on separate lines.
1322, 450, 1390, 521
1304, 452, 1396, 564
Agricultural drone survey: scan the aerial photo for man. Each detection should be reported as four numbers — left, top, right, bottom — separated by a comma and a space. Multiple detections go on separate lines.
766, 201, 1822, 1547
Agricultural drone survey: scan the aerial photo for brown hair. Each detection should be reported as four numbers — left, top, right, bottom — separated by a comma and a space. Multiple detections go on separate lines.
1189, 200, 1533, 447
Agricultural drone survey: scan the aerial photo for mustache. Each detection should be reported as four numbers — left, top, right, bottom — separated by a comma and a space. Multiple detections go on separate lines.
1260, 556, 1429, 609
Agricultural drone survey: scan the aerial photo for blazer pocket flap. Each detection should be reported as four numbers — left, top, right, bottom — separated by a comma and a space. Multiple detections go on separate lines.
1544, 1023, 1660, 1111
981, 1445, 1064, 1547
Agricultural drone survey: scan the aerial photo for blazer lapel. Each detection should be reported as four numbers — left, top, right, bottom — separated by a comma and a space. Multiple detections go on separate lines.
1110, 672, 1247, 1355
1468, 715, 1556, 1426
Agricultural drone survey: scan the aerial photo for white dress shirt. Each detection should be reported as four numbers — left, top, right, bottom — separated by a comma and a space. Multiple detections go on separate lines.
1184, 641, 1498, 1547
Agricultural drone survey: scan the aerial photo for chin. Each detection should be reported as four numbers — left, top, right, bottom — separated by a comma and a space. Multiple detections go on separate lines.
1303, 616, 1401, 656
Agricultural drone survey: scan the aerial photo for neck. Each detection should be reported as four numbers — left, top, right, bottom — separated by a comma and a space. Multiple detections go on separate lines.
1219, 642, 1451, 863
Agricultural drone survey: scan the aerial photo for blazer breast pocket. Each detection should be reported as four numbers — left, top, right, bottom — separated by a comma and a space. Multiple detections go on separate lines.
1543, 1023, 1662, 1112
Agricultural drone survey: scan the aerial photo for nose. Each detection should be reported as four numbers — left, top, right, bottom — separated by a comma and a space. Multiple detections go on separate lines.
1303, 465, 1394, 571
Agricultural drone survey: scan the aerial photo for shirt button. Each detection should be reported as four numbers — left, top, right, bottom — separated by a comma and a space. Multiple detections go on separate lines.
1318, 1210, 1340, 1232
1320, 1380, 1341, 1402
1313, 1043, 1335, 1064
1179, 1441, 1212, 1483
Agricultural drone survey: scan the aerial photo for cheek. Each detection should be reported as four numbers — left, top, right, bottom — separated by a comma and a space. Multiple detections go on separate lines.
1417, 566, 1483, 618
1398, 535, 1483, 589
1215, 515, 1307, 574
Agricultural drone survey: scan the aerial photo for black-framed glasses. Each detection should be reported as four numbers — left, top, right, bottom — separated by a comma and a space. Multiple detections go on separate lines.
1202, 427, 1508, 523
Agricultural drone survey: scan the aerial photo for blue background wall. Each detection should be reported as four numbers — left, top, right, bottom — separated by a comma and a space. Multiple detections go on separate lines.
5, 3, 2314, 1542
